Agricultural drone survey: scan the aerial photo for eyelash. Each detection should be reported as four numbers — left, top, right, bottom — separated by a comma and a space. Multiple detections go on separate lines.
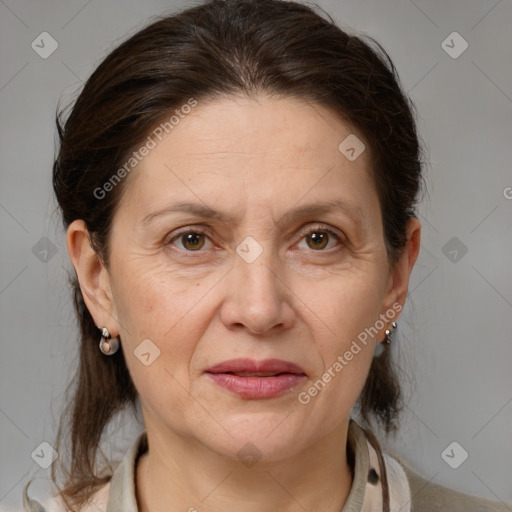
165, 225, 344, 256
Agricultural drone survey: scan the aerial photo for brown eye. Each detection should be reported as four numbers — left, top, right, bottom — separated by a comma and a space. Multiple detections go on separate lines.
306, 231, 329, 250
298, 228, 341, 251
180, 232, 206, 251
170, 231, 208, 252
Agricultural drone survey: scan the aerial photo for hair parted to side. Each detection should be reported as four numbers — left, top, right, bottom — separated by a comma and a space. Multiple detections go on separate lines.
51, 0, 424, 508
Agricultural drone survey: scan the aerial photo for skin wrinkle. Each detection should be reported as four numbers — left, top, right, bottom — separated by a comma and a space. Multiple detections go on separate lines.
138, 200, 367, 245
67, 94, 420, 512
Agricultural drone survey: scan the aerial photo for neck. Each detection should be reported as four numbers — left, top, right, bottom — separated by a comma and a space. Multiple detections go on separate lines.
135, 421, 353, 512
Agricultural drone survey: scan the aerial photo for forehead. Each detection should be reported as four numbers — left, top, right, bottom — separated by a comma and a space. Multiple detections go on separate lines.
118, 94, 379, 224
149, 95, 367, 164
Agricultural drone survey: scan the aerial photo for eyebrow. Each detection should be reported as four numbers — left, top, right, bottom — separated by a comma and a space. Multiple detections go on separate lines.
140, 199, 364, 228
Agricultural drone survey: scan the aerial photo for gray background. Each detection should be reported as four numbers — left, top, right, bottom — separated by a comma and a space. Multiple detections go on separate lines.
1, 0, 511, 510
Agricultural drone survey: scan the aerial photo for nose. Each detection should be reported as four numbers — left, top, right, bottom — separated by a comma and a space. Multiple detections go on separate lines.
219, 250, 295, 336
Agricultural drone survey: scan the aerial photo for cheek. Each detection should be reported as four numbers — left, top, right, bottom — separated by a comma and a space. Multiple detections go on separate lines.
110, 261, 218, 425
113, 257, 195, 329
110, 259, 216, 373
297, 266, 387, 351
292, 268, 386, 416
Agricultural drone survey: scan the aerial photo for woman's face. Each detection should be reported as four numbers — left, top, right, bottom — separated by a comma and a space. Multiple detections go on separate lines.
83, 95, 417, 460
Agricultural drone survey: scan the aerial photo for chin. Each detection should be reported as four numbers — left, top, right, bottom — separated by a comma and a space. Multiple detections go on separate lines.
203, 410, 310, 462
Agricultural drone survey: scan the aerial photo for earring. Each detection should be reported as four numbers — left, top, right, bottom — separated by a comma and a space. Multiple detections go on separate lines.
384, 321, 397, 345
98, 326, 119, 355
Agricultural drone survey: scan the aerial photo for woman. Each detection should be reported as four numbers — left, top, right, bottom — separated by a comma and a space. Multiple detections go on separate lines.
21, 1, 510, 511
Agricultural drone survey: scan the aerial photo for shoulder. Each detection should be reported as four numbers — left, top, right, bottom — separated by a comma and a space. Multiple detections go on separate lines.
353, 418, 510, 512
399, 461, 511, 512
22, 479, 110, 512
21, 431, 146, 512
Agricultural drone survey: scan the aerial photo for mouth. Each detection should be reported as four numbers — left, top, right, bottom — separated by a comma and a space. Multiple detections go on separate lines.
205, 358, 306, 399
220, 371, 294, 377
205, 358, 306, 376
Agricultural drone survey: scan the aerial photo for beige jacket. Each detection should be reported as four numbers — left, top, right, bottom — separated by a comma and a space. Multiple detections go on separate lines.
22, 420, 510, 512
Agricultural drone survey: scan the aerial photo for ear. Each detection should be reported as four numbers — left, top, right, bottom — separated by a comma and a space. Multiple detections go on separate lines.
381, 217, 421, 323
66, 219, 119, 337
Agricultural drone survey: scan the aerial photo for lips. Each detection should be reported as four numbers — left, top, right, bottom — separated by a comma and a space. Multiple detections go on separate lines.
205, 358, 306, 399
205, 358, 306, 377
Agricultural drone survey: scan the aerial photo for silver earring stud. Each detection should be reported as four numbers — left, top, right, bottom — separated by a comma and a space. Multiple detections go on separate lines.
384, 321, 397, 344
99, 326, 119, 355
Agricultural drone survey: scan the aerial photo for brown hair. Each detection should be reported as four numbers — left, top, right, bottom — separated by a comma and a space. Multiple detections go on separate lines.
51, 0, 423, 508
